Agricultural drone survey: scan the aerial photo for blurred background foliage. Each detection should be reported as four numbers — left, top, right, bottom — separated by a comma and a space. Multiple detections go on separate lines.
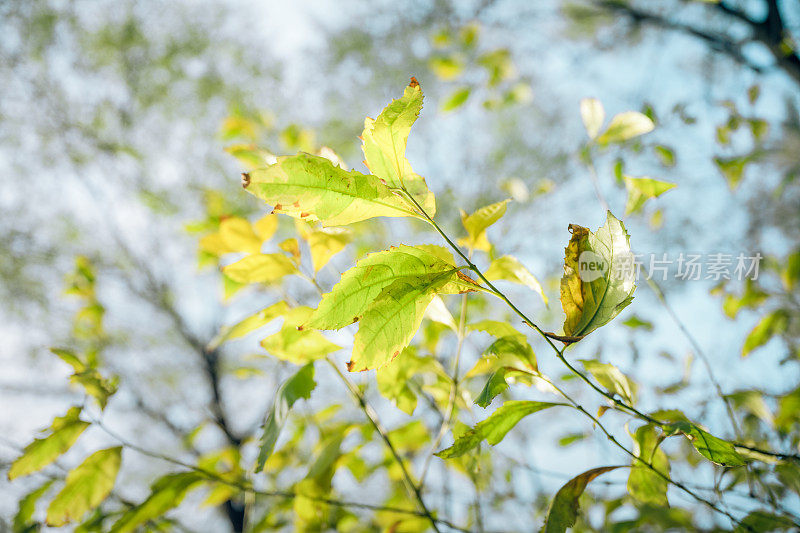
1, 0, 799, 531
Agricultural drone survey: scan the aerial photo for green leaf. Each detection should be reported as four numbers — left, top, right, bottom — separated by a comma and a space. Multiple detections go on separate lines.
485, 255, 547, 305
429, 55, 464, 80
13, 480, 54, 532
735, 511, 796, 532
308, 245, 477, 331
560, 211, 636, 339
627, 425, 669, 507
256, 363, 316, 472
458, 199, 510, 252
622, 315, 653, 330
596, 112, 654, 145
46, 447, 122, 526
475, 369, 511, 408
441, 87, 471, 112
349, 269, 473, 371
260, 307, 340, 364
663, 421, 746, 467
580, 359, 637, 405
543, 466, 622, 533
436, 401, 563, 458
580, 98, 604, 140
109, 472, 204, 533
222, 253, 297, 284
9, 407, 90, 480
742, 310, 789, 357
377, 347, 435, 415
714, 155, 749, 189
243, 153, 419, 226
361, 79, 436, 215
467, 319, 523, 339
623, 176, 676, 215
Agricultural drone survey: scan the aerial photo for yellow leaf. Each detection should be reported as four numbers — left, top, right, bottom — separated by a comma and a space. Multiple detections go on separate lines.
219, 217, 261, 254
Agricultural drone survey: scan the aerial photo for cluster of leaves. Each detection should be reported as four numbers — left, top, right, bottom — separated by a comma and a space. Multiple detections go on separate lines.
6, 79, 800, 533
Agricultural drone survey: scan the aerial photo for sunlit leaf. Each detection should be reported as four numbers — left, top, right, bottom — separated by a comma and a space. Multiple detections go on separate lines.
623, 176, 676, 215
663, 421, 746, 467
308, 245, 478, 331
261, 307, 340, 364
306, 227, 350, 272
544, 466, 622, 533
478, 49, 514, 86
222, 253, 297, 284
622, 315, 653, 330
560, 211, 636, 339
580, 98, 604, 139
580, 359, 637, 405
377, 347, 434, 415
256, 363, 316, 471
253, 214, 279, 242
436, 401, 563, 458
109, 472, 204, 533
627, 425, 669, 507
219, 301, 289, 342
361, 78, 436, 215
9, 407, 90, 480
47, 447, 122, 526
485, 255, 547, 305
13, 480, 54, 532
475, 369, 511, 408
596, 111, 654, 144
429, 55, 464, 80
243, 153, 419, 226
458, 199, 510, 252
742, 310, 789, 357
219, 216, 262, 254
349, 269, 476, 371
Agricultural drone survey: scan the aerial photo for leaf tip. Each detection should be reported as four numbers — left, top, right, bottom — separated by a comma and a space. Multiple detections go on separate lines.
241, 172, 251, 188
409, 76, 420, 88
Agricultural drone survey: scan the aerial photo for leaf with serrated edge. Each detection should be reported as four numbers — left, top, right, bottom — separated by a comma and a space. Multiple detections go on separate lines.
361, 78, 436, 215
243, 153, 419, 227
560, 211, 636, 339
544, 466, 622, 533
308, 245, 477, 331
436, 401, 564, 458
663, 421, 745, 467
46, 447, 122, 526
349, 270, 467, 371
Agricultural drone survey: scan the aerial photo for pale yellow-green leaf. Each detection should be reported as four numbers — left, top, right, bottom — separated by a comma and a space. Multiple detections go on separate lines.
349, 270, 469, 371
253, 214, 279, 242
224, 144, 277, 169
742, 310, 789, 357
560, 211, 636, 338
458, 199, 510, 252
199, 232, 233, 258
425, 295, 458, 331
580, 98, 604, 139
623, 176, 676, 215
260, 306, 341, 364
307, 245, 476, 331
109, 472, 204, 533
441, 87, 471, 112
9, 407, 90, 480
376, 347, 435, 415
219, 217, 262, 254
217, 301, 289, 343
429, 55, 464, 80
361, 79, 436, 215
46, 447, 122, 526
627, 425, 669, 507
580, 359, 637, 405
485, 255, 547, 305
307, 227, 351, 272
222, 253, 297, 284
596, 111, 654, 145
243, 153, 419, 226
